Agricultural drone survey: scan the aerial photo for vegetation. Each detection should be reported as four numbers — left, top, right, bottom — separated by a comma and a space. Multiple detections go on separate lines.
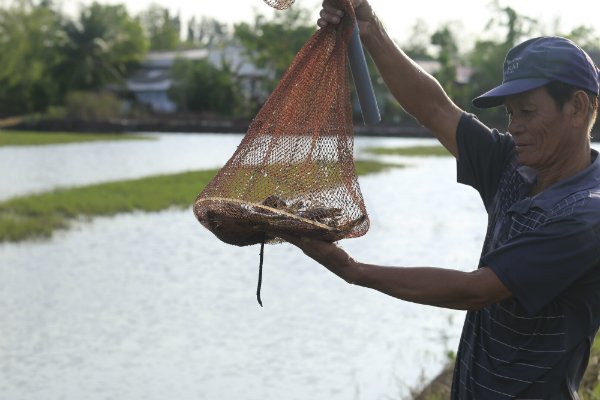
363, 145, 451, 157
58, 2, 148, 94
137, 4, 181, 51
0, 1, 598, 122
212, 159, 402, 202
169, 59, 244, 116
0, 0, 64, 115
0, 130, 153, 146
63, 91, 123, 121
0, 170, 217, 242
185, 16, 230, 49
233, 8, 315, 93
412, 364, 453, 400
0, 159, 400, 242
413, 337, 600, 399
580, 337, 600, 399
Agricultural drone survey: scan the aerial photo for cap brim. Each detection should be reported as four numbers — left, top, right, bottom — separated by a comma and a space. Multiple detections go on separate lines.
472, 78, 550, 108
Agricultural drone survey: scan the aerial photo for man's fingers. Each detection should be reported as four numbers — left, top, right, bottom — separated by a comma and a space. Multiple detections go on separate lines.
321, 2, 344, 17
317, 0, 345, 27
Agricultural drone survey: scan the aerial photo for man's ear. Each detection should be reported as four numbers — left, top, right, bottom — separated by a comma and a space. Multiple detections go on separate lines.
569, 90, 591, 128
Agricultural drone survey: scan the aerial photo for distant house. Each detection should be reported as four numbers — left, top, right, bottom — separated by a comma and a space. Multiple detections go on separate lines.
126, 46, 268, 113
205, 46, 272, 105
125, 47, 480, 116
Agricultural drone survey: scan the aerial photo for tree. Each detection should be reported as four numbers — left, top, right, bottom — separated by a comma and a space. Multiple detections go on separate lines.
484, 2, 537, 50
0, 0, 65, 115
563, 25, 600, 53
402, 19, 434, 60
233, 7, 315, 92
57, 2, 148, 93
186, 16, 230, 49
431, 26, 459, 94
138, 4, 181, 51
168, 58, 244, 116
428, 24, 475, 112
466, 2, 538, 122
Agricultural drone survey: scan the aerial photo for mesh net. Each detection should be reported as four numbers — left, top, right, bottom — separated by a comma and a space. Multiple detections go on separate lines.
194, 0, 369, 247
262, 0, 295, 10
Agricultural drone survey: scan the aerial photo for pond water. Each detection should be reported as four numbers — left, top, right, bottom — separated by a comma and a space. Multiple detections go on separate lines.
0, 133, 490, 399
0, 133, 243, 201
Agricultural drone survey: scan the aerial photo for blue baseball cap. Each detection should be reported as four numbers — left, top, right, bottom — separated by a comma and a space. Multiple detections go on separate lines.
472, 36, 600, 108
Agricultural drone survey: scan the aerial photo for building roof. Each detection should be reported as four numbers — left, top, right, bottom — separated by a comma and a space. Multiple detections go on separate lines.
141, 48, 209, 68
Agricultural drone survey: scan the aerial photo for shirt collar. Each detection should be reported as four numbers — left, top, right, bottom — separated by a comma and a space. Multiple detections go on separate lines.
524, 149, 600, 212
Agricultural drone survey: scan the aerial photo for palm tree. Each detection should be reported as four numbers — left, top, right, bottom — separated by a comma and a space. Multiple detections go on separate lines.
57, 2, 148, 92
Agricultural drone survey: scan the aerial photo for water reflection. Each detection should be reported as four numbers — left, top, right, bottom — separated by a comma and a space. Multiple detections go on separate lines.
0, 133, 486, 399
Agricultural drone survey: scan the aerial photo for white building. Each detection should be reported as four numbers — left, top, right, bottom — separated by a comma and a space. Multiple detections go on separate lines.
126, 46, 268, 113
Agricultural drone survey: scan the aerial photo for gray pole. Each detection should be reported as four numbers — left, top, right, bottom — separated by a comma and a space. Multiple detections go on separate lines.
347, 21, 381, 126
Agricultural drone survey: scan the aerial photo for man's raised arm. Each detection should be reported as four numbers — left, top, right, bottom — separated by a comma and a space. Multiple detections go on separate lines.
319, 0, 464, 157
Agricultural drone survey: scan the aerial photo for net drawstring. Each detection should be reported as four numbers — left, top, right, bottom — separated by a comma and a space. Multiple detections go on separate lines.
256, 238, 265, 307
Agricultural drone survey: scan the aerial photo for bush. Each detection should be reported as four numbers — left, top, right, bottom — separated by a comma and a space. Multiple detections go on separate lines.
64, 91, 123, 121
168, 58, 245, 116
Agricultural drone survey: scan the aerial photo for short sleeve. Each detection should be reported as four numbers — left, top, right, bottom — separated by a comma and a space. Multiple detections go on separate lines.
456, 113, 515, 208
483, 217, 600, 315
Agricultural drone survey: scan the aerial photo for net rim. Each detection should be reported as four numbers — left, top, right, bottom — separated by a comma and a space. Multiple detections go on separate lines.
195, 196, 337, 232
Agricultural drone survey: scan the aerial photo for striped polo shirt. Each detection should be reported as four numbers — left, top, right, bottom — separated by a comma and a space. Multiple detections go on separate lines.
451, 113, 600, 399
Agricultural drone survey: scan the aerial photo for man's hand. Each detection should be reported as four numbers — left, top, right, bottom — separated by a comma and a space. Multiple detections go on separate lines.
282, 234, 361, 284
317, 0, 376, 36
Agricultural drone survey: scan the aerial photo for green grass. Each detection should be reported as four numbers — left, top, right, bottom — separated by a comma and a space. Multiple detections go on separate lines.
363, 145, 450, 157
0, 170, 218, 242
0, 159, 401, 242
356, 159, 404, 174
580, 336, 600, 399
215, 159, 402, 202
0, 130, 154, 146
355, 159, 403, 174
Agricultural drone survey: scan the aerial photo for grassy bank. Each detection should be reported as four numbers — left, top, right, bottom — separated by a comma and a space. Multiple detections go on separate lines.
412, 363, 453, 400
0, 169, 217, 242
413, 339, 600, 399
580, 337, 600, 399
0, 130, 153, 146
363, 145, 450, 157
0, 160, 401, 242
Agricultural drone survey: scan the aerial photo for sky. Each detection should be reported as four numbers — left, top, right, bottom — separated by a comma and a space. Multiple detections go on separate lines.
63, 0, 600, 50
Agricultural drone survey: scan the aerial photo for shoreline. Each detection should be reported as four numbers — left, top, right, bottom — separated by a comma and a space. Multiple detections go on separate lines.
412, 364, 453, 399
7, 116, 437, 138
6, 116, 600, 140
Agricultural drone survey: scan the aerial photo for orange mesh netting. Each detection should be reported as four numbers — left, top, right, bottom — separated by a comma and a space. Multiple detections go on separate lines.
262, 0, 295, 10
193, 0, 369, 247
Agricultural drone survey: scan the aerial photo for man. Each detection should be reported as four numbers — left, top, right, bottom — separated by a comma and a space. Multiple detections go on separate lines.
284, 0, 600, 398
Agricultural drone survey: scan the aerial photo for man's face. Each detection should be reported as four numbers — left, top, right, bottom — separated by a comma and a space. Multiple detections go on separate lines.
504, 87, 575, 171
